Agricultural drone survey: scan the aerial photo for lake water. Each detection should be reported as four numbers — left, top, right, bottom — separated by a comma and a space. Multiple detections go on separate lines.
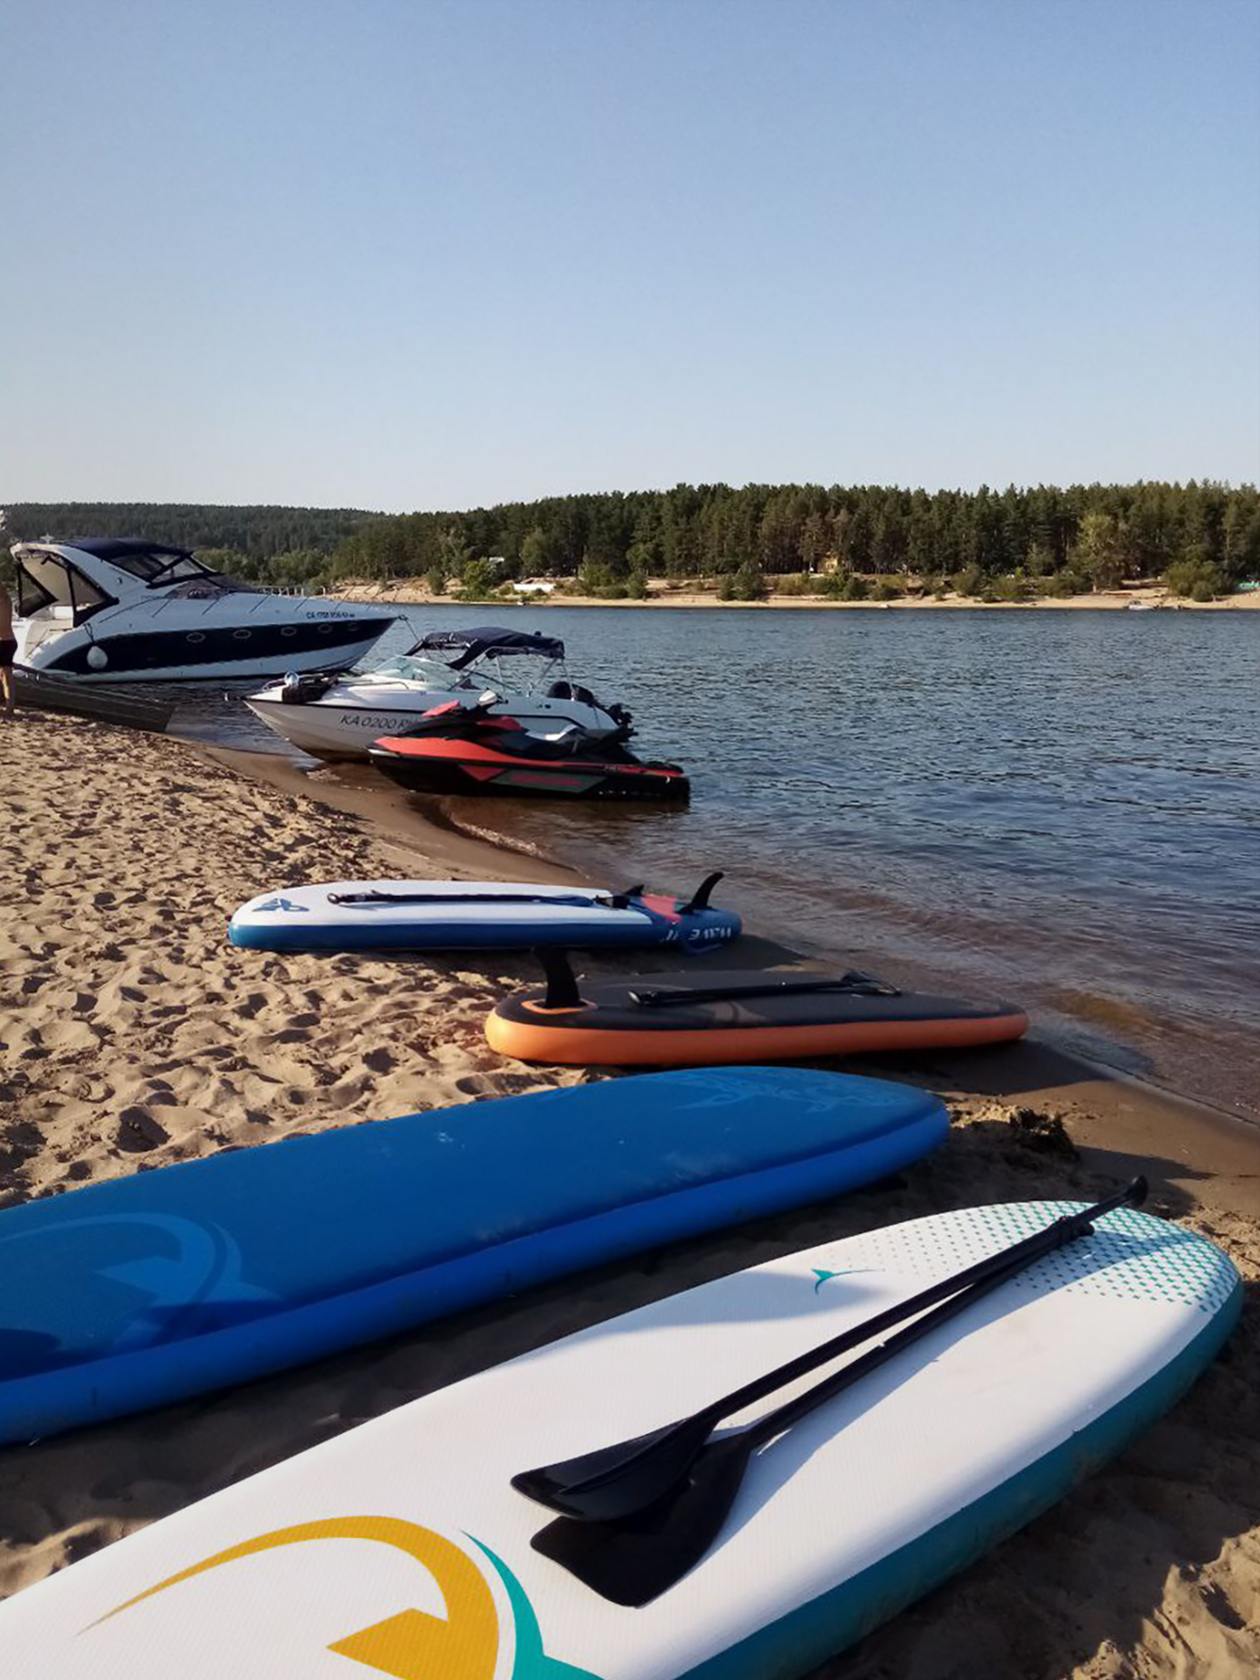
176, 605, 1260, 1121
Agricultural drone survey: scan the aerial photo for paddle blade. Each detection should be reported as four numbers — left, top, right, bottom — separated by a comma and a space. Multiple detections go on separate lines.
513, 1412, 717, 1523
530, 1434, 751, 1607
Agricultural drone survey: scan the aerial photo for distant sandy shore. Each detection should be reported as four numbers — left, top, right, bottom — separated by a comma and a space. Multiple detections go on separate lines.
1, 710, 1257, 1677
333, 579, 1260, 611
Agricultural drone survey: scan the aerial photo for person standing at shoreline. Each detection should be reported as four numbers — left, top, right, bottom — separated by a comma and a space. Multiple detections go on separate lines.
0, 581, 17, 715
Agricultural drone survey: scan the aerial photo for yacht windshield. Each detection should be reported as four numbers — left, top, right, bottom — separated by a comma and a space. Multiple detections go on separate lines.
94, 547, 259, 594
108, 550, 215, 585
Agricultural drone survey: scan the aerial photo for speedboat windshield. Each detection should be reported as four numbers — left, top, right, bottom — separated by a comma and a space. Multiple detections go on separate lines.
364, 653, 481, 686
410, 627, 565, 667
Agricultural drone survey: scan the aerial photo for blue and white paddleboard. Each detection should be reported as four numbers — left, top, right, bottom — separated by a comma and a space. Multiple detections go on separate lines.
228, 877, 741, 954
0, 1067, 945, 1444
0, 1200, 1238, 1679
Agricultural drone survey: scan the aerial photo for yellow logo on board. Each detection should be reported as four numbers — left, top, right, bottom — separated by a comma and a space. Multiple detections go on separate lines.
94, 1515, 595, 1680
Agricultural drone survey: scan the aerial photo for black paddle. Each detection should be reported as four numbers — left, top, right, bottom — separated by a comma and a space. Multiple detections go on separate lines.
517, 1178, 1147, 1590
327, 888, 599, 908
627, 971, 899, 1009
326, 879, 696, 913
326, 888, 633, 910
515, 1177, 1147, 1524
529, 1178, 1149, 1605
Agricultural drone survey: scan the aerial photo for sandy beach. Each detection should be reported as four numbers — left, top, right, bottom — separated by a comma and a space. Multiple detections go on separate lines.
335, 579, 1260, 612
0, 710, 1257, 1676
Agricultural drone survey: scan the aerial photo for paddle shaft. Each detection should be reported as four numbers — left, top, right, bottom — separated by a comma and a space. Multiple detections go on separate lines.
328, 890, 611, 909
628, 972, 896, 1009
552, 1178, 1146, 1500
531, 1252, 1108, 1609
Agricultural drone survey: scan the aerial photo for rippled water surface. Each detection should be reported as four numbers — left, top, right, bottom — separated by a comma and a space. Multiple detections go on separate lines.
177, 606, 1260, 1119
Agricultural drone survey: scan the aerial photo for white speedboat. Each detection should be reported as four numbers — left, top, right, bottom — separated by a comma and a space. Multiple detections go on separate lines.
245, 625, 631, 759
9, 538, 397, 681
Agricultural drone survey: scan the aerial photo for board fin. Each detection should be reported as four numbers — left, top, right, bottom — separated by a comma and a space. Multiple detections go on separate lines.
534, 949, 584, 1011
679, 871, 723, 913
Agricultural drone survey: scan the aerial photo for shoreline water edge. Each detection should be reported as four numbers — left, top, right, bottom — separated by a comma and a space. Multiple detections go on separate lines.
1, 713, 1257, 1676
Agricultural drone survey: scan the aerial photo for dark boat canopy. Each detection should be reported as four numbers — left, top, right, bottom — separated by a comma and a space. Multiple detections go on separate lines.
410, 626, 565, 668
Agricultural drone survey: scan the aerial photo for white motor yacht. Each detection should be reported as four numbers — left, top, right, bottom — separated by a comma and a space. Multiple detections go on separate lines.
9, 538, 397, 682
245, 625, 631, 759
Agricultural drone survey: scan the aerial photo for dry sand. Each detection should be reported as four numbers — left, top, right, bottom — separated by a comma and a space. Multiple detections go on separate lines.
0, 709, 1257, 1677
337, 579, 1260, 611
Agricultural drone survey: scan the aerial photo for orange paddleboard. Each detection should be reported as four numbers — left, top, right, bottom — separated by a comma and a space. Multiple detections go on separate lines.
487, 967, 1028, 1066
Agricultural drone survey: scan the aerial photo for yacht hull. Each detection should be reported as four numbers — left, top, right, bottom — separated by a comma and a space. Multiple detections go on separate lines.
18, 618, 393, 683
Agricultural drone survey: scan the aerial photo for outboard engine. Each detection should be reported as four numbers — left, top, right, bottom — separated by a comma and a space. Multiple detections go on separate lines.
279, 671, 338, 705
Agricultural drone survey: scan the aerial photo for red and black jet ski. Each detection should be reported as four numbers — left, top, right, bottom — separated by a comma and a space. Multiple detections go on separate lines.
368, 698, 690, 802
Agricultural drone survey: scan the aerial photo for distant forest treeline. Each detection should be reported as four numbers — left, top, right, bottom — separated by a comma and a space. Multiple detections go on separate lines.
3, 502, 377, 562
6, 481, 1259, 600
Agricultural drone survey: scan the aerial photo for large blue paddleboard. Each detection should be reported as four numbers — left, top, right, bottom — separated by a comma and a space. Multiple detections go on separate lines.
0, 1068, 946, 1444
228, 876, 741, 954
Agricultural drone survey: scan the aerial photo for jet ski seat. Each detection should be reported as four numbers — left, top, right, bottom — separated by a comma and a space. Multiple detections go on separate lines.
546, 679, 598, 706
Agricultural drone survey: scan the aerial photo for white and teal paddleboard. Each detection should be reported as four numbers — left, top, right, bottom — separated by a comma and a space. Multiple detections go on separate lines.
0, 1199, 1239, 1680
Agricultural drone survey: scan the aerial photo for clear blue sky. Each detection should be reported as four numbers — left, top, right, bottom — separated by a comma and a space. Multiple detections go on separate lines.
3, 0, 1257, 511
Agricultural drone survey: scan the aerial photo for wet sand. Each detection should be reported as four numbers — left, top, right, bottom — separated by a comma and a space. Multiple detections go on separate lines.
0, 710, 1257, 1675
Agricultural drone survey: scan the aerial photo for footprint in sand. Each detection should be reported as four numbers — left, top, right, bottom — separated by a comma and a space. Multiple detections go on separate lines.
453, 1071, 546, 1099
115, 1107, 171, 1152
1199, 1583, 1246, 1630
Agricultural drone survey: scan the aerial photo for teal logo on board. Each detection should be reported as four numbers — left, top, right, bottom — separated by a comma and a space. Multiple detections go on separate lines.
811, 1266, 876, 1294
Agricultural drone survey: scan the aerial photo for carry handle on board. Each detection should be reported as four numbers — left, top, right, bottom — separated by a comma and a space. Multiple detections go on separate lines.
516, 1178, 1149, 1603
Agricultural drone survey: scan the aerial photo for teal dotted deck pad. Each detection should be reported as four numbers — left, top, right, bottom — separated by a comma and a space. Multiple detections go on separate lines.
824, 1202, 1239, 1313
